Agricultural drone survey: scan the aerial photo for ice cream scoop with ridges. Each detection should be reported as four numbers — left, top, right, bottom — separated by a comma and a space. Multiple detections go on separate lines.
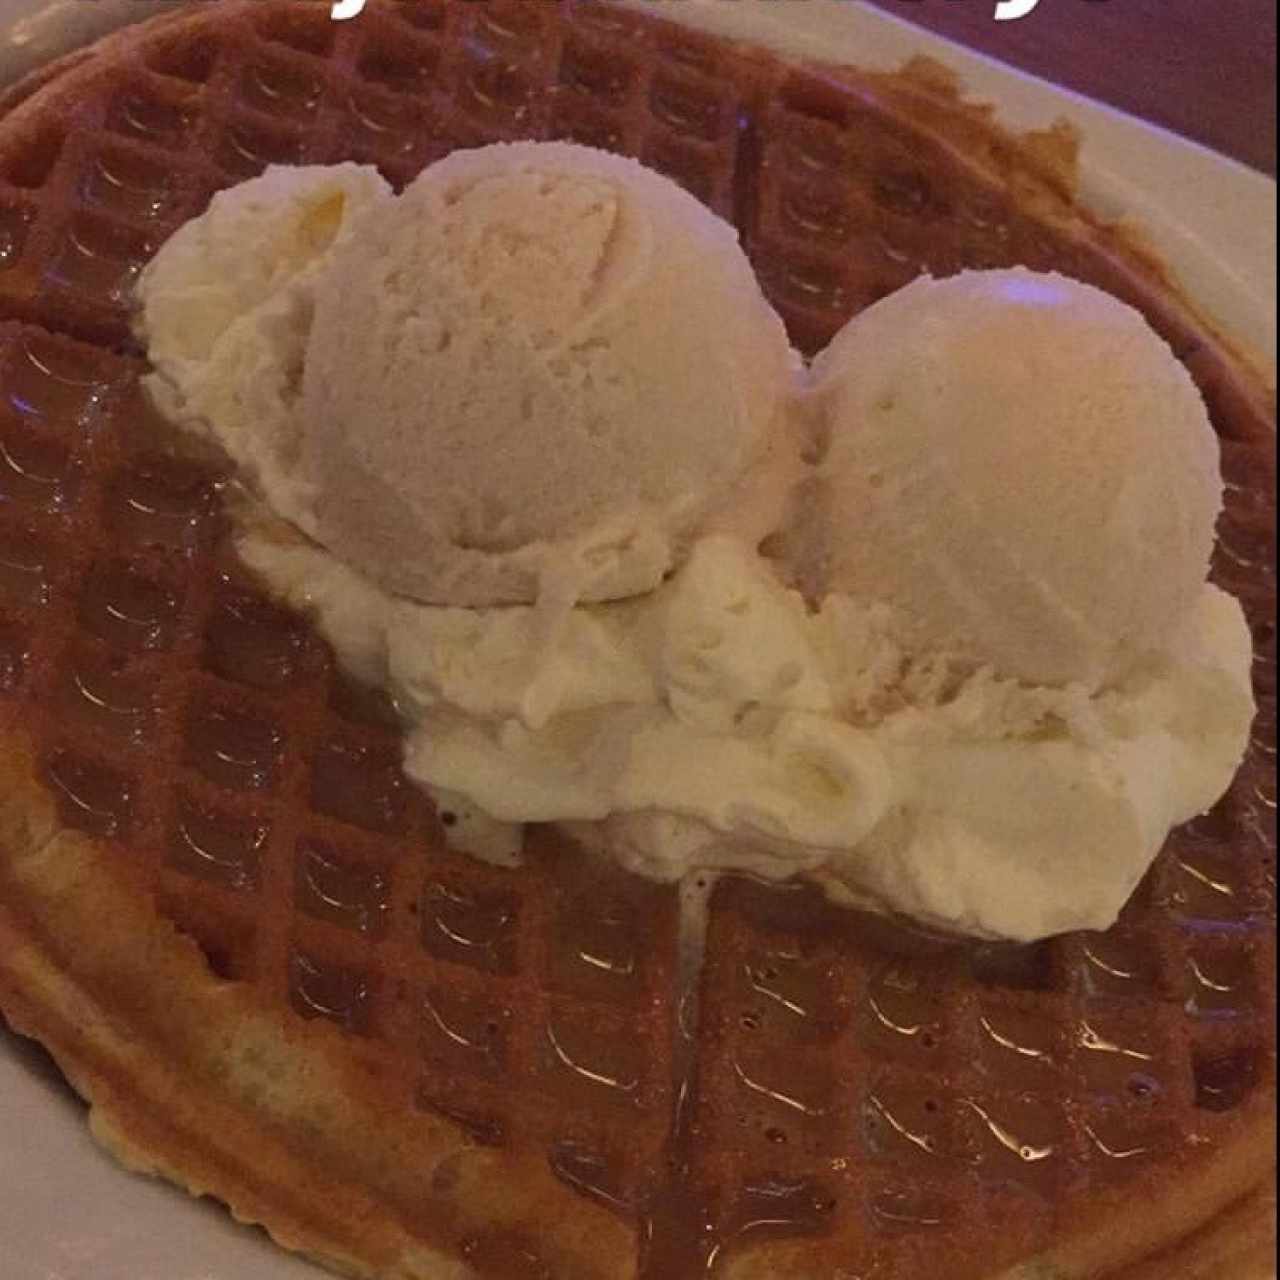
806, 268, 1223, 690
303, 142, 798, 607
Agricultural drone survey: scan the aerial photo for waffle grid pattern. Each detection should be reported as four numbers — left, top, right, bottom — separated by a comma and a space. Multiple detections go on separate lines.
0, 2, 1274, 1276
0, 0, 1260, 378
0, 313, 682, 1219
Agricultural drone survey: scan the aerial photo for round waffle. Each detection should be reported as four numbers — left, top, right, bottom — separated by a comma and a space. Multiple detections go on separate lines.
0, 3, 1274, 1278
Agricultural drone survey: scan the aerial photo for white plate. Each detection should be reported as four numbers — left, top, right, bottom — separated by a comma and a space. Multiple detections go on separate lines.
0, 3, 1274, 1278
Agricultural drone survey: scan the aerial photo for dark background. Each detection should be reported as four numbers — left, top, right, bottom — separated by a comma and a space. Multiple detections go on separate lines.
861, 0, 1277, 175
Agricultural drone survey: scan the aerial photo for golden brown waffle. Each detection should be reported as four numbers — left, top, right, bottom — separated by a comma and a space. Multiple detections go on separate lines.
0, 3, 1274, 1278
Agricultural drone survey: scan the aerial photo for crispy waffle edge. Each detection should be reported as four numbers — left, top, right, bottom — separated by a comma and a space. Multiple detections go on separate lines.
0, 726, 639, 1280
0, 719, 1274, 1280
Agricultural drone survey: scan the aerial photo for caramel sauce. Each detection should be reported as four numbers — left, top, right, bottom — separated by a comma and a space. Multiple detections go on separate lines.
185, 702, 283, 792
1076, 1009, 1165, 1099
311, 736, 410, 835
241, 58, 324, 121
204, 585, 309, 689
1183, 946, 1257, 1020
459, 1230, 553, 1280
862, 966, 946, 1066
1193, 1048, 1262, 1113
46, 216, 154, 305
420, 984, 509, 1079
168, 797, 266, 892
7, 334, 116, 424
542, 1006, 647, 1103
0, 618, 28, 692
106, 453, 218, 553
415, 1089, 506, 1148
960, 1093, 1064, 1198
218, 122, 305, 181
45, 750, 133, 839
288, 949, 372, 1034
79, 563, 181, 652
1077, 928, 1164, 1000
55, 648, 156, 743
976, 1004, 1059, 1092
550, 1139, 634, 1214
108, 89, 195, 147
346, 88, 422, 160
705, 1178, 837, 1270
296, 839, 392, 938
0, 417, 77, 511
420, 880, 519, 974
82, 147, 177, 221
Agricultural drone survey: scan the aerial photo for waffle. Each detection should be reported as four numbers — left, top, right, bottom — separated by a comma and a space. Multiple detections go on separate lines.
0, 2, 1274, 1277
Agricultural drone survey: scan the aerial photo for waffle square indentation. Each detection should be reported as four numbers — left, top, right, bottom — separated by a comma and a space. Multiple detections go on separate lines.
295, 836, 392, 937
45, 214, 155, 305
239, 54, 326, 121
45, 749, 134, 839
204, 585, 312, 690
185, 700, 283, 792
288, 947, 374, 1033
419, 878, 519, 974
420, 981, 511, 1078
107, 86, 196, 149
357, 34, 442, 95
0, 414, 79, 513
79, 560, 182, 653
217, 117, 307, 179
53, 646, 155, 745
168, 794, 267, 892
311, 735, 410, 834
80, 144, 180, 221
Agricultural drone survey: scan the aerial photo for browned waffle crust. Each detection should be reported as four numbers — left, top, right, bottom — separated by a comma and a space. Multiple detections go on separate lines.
0, 3, 1274, 1278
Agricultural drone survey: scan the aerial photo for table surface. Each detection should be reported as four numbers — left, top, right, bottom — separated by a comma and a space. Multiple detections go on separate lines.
860, 0, 1277, 176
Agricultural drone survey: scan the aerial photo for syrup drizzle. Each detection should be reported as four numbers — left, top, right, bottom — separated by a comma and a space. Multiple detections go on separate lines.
302, 847, 389, 934
170, 800, 265, 891
731, 1055, 827, 1118
703, 1177, 837, 1271
288, 950, 370, 1033
421, 881, 518, 973
634, 875, 837, 1276
1083, 1121, 1149, 1161
545, 1016, 641, 1096
638, 873, 718, 1277
549, 1139, 633, 1214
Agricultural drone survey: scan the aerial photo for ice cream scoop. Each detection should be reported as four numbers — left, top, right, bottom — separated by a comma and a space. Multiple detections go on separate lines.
806, 268, 1223, 689
139, 143, 796, 608
299, 141, 796, 606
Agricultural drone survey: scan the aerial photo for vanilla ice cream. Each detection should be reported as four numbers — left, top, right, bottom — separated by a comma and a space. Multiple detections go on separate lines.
806, 269, 1222, 689
137, 162, 392, 527
238, 514, 1252, 941
138, 153, 1255, 944
138, 144, 796, 609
